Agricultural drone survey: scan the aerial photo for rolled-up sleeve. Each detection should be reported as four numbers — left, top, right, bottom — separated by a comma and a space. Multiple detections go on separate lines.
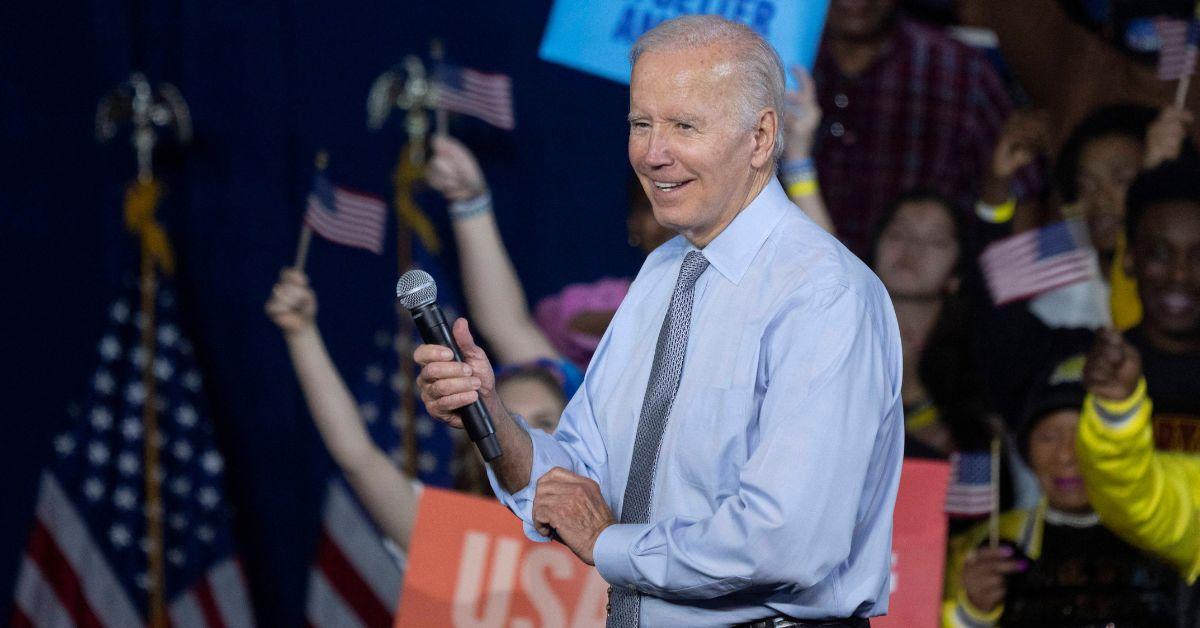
592, 284, 902, 600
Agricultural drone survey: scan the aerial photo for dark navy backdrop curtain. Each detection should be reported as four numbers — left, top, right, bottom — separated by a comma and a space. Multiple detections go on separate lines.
0, 1, 641, 623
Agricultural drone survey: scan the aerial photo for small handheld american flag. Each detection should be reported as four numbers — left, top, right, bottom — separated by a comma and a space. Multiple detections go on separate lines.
979, 219, 1100, 307
433, 62, 515, 130
300, 172, 388, 259
944, 451, 995, 518
1156, 17, 1200, 82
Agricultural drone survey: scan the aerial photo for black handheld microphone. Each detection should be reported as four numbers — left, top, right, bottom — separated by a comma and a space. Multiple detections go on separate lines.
396, 269, 502, 462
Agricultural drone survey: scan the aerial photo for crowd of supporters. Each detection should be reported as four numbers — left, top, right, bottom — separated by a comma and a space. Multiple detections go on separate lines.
265, 1, 1200, 625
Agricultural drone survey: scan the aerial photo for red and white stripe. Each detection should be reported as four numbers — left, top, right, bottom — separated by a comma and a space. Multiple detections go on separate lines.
304, 188, 388, 255
1157, 18, 1198, 81
12, 473, 255, 628
980, 232, 1098, 306
168, 559, 255, 628
436, 69, 515, 130
304, 481, 402, 628
13, 473, 143, 628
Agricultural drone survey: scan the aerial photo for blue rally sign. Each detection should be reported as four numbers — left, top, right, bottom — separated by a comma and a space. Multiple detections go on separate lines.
539, 0, 829, 85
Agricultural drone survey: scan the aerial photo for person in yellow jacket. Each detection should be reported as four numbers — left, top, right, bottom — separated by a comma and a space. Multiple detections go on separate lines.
942, 355, 1185, 627
1077, 327, 1200, 584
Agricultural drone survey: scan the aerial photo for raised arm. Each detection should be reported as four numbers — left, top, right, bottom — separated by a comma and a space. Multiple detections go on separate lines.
425, 136, 560, 365
781, 66, 835, 233
1077, 329, 1200, 583
265, 268, 420, 551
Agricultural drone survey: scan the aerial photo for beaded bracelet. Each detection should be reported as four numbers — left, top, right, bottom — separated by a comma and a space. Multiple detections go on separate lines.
449, 192, 492, 220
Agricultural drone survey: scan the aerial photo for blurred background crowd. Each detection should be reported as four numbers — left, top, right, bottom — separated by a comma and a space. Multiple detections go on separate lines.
4, 0, 1200, 626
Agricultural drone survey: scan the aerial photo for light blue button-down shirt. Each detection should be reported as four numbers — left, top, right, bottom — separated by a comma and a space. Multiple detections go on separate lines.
488, 179, 904, 626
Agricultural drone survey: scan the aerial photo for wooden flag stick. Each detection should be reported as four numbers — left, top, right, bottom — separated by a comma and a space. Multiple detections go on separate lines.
293, 151, 329, 270
293, 224, 313, 270
988, 436, 1002, 549
1092, 254, 1114, 330
1175, 74, 1192, 108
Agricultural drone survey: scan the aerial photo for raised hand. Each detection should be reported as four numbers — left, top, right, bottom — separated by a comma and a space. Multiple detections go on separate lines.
960, 545, 1027, 613
426, 135, 488, 202
1083, 328, 1143, 402
782, 65, 822, 162
1144, 106, 1193, 170
991, 110, 1049, 181
265, 268, 317, 337
413, 318, 503, 429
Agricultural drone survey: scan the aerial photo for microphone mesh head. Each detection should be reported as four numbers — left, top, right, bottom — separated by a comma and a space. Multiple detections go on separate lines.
396, 269, 437, 310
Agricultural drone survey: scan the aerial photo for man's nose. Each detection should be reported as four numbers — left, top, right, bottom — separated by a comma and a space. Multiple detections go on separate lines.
642, 129, 673, 167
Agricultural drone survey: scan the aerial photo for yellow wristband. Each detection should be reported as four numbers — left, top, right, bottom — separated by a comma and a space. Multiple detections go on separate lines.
975, 197, 1016, 224
905, 402, 940, 431
786, 178, 819, 198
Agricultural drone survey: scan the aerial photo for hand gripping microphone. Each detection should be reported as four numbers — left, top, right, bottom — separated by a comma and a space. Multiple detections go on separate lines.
396, 270, 502, 462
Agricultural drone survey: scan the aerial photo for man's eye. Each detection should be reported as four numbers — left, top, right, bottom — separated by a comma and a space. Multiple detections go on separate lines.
677, 122, 694, 131
630, 120, 650, 130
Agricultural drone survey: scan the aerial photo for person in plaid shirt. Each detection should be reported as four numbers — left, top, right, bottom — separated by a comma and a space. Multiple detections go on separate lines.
807, 0, 1036, 257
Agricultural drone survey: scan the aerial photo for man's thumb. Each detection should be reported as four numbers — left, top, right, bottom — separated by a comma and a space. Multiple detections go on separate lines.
453, 318, 479, 354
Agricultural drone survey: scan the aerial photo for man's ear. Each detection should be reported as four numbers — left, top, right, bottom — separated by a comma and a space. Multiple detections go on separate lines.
750, 109, 778, 169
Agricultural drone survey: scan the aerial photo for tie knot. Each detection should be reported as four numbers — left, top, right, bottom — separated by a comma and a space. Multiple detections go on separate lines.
678, 251, 709, 288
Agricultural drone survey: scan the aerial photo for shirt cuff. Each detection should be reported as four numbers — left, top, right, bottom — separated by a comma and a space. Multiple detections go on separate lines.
593, 523, 651, 588
1089, 378, 1148, 430
484, 414, 577, 543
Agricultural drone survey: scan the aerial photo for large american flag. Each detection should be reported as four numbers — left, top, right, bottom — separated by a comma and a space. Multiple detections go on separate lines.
944, 451, 994, 518
11, 279, 254, 627
433, 63, 515, 130
305, 254, 462, 627
305, 173, 389, 254
1156, 17, 1200, 81
980, 219, 1099, 306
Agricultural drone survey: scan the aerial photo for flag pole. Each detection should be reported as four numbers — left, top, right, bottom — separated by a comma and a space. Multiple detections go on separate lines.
988, 436, 1001, 549
128, 177, 168, 628
1177, 5, 1200, 107
294, 151, 328, 271
1092, 252, 1114, 330
431, 39, 448, 138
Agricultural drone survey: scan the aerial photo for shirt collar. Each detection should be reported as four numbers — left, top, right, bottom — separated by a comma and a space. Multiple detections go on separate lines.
692, 178, 789, 285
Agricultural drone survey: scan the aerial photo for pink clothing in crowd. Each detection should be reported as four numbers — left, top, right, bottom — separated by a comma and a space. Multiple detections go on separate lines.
534, 277, 631, 371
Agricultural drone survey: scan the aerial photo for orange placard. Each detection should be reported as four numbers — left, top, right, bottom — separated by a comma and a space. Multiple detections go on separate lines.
398, 462, 949, 628
874, 459, 951, 628
396, 487, 608, 627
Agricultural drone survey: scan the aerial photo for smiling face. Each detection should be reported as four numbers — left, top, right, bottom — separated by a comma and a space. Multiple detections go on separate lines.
1028, 409, 1090, 513
627, 44, 776, 248
1128, 201, 1200, 351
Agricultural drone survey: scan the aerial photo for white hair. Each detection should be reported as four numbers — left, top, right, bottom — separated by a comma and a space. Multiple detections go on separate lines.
630, 15, 787, 161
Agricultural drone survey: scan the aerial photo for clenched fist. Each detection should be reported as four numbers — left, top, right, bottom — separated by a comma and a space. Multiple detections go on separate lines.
265, 268, 317, 337
1083, 329, 1143, 401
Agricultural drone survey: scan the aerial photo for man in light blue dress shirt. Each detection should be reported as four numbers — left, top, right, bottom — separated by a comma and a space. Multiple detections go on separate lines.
415, 15, 903, 628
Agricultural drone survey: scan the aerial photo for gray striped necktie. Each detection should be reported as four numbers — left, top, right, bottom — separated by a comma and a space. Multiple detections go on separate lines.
607, 250, 709, 628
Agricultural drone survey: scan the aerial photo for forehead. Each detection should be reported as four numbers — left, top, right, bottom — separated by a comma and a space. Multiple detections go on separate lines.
630, 46, 737, 110
1079, 134, 1142, 166
890, 200, 954, 230
1137, 201, 1200, 243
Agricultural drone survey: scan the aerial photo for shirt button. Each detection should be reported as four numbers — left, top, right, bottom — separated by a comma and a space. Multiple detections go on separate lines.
834, 93, 849, 108
830, 122, 845, 137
